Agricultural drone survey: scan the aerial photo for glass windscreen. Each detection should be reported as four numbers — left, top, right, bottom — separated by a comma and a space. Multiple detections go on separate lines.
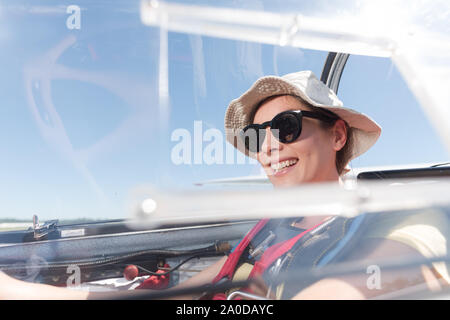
0, 0, 449, 226
1, 0, 450, 301
0, 1, 327, 225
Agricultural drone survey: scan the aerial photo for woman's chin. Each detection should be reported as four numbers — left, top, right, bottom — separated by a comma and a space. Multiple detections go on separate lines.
270, 175, 307, 188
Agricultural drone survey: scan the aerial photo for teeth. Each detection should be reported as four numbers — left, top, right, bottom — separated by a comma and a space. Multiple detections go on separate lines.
271, 159, 298, 172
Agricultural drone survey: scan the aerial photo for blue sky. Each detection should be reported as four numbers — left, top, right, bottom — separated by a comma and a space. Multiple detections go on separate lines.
0, 1, 448, 221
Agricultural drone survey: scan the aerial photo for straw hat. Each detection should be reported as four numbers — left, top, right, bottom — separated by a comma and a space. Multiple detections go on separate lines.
225, 70, 381, 160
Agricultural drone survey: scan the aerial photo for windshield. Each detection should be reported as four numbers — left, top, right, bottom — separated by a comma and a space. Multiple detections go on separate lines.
2, 0, 450, 302
0, 1, 449, 227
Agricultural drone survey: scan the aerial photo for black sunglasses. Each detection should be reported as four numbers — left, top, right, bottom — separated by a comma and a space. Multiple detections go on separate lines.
241, 110, 337, 153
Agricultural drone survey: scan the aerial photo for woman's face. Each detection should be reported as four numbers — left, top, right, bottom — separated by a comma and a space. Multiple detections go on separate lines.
253, 95, 341, 187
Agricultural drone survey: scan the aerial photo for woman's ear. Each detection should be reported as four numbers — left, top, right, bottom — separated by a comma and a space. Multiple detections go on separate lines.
333, 119, 347, 152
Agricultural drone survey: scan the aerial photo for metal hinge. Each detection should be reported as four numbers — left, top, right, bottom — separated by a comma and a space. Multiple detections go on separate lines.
32, 214, 59, 240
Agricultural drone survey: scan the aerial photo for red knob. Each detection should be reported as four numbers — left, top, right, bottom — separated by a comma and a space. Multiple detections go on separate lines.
123, 265, 139, 281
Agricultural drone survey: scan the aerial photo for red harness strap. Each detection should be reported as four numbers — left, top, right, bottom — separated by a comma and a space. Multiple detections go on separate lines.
249, 221, 325, 278
212, 218, 269, 284
211, 218, 329, 299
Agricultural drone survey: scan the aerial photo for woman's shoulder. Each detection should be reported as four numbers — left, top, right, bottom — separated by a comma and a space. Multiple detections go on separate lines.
365, 208, 450, 245
362, 208, 450, 283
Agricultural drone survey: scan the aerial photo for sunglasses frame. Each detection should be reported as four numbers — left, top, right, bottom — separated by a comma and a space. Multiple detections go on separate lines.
241, 110, 337, 153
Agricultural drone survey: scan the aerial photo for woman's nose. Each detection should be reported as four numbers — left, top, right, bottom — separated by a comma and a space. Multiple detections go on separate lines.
260, 127, 281, 155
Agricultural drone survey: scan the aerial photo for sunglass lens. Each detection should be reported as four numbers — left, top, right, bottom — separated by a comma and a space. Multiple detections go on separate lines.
272, 113, 300, 143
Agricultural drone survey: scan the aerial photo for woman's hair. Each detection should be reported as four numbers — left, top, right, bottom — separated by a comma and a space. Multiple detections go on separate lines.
252, 94, 353, 176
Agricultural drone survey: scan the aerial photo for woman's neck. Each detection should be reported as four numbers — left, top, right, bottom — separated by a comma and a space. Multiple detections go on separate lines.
292, 215, 333, 229
284, 172, 340, 229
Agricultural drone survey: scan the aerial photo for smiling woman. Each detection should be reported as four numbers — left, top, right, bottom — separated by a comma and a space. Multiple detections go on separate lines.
0, 67, 448, 300
226, 70, 380, 186
190, 70, 383, 299
1, 0, 450, 302
190, 69, 450, 300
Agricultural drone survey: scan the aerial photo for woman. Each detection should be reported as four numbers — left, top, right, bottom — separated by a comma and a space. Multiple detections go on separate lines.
178, 70, 449, 299
0, 70, 448, 299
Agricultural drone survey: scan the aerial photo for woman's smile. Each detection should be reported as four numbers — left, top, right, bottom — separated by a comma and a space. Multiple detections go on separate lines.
270, 158, 299, 176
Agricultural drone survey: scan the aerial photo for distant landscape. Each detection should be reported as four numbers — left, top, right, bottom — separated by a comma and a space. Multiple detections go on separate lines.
0, 218, 106, 232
